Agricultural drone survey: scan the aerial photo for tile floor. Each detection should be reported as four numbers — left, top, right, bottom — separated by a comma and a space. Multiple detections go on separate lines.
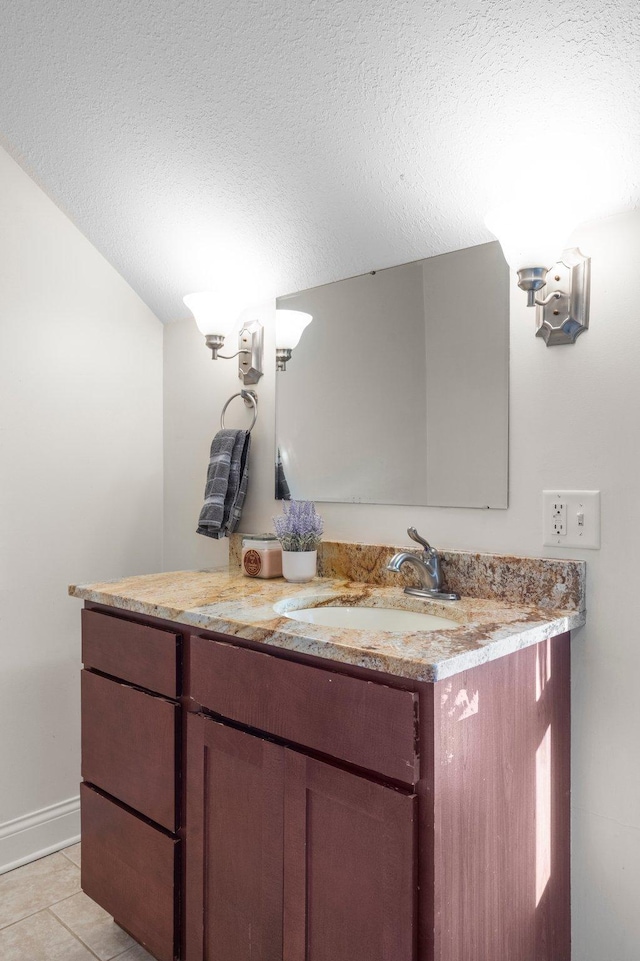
0, 844, 153, 960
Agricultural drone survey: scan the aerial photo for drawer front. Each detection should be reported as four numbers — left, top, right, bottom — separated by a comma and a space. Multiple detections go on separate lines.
82, 608, 178, 698
82, 670, 177, 830
190, 638, 419, 785
81, 784, 178, 961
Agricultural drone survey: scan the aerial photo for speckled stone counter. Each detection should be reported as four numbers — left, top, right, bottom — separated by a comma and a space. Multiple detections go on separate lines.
70, 542, 585, 681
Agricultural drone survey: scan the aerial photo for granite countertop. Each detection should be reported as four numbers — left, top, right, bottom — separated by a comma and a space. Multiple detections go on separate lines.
69, 562, 585, 682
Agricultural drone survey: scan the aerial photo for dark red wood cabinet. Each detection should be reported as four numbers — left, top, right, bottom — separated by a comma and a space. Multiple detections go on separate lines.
80, 604, 571, 961
185, 715, 416, 961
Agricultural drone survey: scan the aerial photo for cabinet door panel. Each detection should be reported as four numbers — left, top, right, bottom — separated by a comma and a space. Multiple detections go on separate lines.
81, 784, 178, 961
185, 715, 284, 961
82, 670, 177, 830
284, 751, 417, 961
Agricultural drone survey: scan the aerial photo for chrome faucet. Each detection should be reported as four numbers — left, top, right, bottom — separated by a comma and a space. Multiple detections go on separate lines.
386, 528, 460, 601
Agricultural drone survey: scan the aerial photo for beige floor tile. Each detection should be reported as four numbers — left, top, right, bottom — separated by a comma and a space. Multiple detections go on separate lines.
113, 943, 155, 960
0, 909, 95, 960
51, 890, 134, 960
62, 842, 81, 868
0, 852, 81, 929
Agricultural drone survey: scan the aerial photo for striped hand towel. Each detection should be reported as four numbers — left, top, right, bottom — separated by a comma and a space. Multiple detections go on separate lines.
196, 429, 251, 539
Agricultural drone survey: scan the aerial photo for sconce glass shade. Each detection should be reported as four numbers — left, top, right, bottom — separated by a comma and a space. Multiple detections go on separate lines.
484, 207, 575, 271
275, 310, 313, 350
183, 291, 237, 338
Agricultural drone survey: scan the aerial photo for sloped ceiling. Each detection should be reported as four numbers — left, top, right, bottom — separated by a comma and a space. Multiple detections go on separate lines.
1, 0, 638, 322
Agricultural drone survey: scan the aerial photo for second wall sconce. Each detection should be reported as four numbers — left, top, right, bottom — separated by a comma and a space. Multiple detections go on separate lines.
183, 291, 263, 385
485, 209, 591, 346
275, 309, 313, 370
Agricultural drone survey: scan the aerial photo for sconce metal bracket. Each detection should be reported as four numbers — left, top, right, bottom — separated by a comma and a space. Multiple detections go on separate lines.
535, 248, 590, 346
238, 319, 263, 385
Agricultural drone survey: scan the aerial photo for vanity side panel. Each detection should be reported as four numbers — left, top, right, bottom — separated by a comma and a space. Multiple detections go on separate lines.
536, 633, 571, 960
416, 682, 436, 961
432, 634, 570, 961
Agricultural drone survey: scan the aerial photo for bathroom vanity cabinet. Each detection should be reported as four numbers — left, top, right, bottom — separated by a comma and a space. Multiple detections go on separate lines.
79, 602, 571, 961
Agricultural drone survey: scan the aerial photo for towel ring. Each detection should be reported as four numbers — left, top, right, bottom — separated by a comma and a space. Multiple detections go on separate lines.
220, 389, 258, 432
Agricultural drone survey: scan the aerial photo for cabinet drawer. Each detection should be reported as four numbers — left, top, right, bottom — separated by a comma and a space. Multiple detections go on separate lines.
81, 784, 178, 961
82, 670, 177, 831
82, 608, 178, 698
190, 638, 419, 785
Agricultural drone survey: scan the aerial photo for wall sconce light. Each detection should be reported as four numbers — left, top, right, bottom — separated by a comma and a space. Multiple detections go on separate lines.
183, 291, 263, 385
485, 209, 591, 346
275, 309, 313, 370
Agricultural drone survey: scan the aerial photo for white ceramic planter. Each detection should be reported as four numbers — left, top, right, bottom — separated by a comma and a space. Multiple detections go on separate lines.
281, 550, 317, 583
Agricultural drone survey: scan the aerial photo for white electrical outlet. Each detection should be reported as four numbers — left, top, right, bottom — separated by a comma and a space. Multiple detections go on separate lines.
551, 499, 567, 536
543, 491, 601, 549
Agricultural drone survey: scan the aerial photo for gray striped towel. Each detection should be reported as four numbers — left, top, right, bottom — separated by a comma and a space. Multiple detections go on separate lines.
196, 429, 251, 539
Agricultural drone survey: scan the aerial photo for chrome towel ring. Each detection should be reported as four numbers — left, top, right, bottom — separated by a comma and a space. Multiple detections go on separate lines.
220, 389, 258, 432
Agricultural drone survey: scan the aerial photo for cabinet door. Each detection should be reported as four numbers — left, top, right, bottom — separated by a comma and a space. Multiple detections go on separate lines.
186, 716, 417, 961
185, 715, 284, 961
283, 751, 417, 961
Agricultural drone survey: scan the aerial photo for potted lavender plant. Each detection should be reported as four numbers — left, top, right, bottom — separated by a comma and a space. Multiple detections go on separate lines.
273, 500, 324, 583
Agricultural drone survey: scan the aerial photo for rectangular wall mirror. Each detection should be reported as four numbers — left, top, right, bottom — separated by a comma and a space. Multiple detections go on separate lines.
275, 241, 509, 509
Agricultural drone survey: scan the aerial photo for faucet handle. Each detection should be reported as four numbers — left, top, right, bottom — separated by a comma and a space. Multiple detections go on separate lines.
407, 527, 434, 553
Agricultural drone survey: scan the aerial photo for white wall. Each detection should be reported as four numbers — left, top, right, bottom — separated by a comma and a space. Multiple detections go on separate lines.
164, 207, 640, 961
0, 146, 164, 872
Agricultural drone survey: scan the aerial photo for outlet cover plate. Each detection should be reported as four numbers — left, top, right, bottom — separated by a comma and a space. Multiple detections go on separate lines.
543, 490, 600, 549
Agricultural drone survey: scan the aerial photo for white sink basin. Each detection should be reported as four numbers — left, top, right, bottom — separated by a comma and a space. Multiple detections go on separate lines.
277, 605, 460, 632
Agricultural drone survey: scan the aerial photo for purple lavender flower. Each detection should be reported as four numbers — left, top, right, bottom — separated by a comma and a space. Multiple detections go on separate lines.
273, 500, 324, 552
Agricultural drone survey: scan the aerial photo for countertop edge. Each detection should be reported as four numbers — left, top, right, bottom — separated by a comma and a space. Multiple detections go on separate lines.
432, 610, 584, 681
69, 576, 584, 683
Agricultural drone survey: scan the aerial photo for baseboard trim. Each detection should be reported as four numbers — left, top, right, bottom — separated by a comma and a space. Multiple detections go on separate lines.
0, 796, 80, 875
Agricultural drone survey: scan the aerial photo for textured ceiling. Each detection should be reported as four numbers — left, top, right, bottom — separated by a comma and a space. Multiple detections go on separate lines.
1, 0, 639, 322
